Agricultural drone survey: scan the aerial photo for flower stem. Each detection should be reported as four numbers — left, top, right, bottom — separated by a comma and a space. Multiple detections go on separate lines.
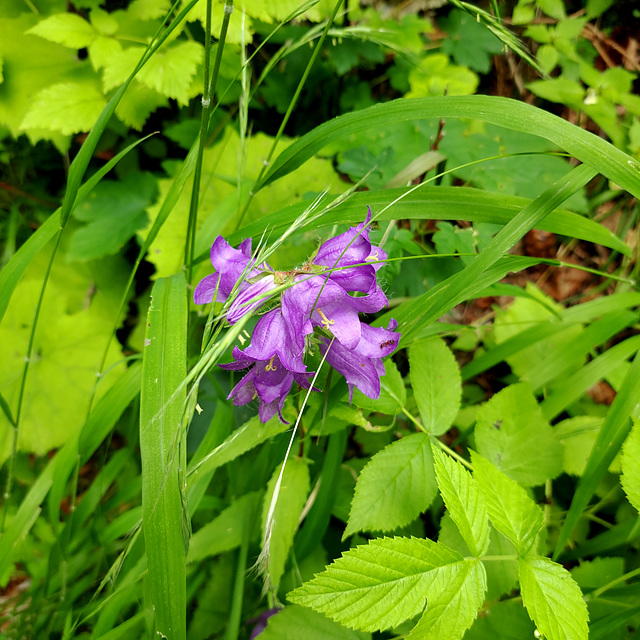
185, 0, 233, 284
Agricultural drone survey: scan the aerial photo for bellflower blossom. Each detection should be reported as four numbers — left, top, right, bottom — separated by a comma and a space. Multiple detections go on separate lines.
194, 210, 401, 422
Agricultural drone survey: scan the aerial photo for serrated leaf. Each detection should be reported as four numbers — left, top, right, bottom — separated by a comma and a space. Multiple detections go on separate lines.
137, 41, 202, 105
288, 537, 465, 632
344, 433, 438, 537
260, 605, 370, 640
20, 81, 107, 136
518, 555, 588, 640
406, 558, 486, 640
27, 13, 96, 49
115, 80, 167, 130
262, 457, 310, 590
88, 36, 122, 71
621, 419, 640, 514
475, 383, 563, 486
410, 337, 461, 435
68, 173, 156, 261
432, 446, 489, 557
471, 452, 543, 556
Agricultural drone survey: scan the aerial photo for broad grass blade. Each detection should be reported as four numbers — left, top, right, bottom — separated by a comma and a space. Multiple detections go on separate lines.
256, 96, 640, 199
140, 274, 187, 639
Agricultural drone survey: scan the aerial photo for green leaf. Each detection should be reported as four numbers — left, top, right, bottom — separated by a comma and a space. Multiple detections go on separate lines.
475, 383, 563, 486
432, 446, 490, 557
255, 96, 640, 203
344, 433, 438, 537
68, 173, 156, 261
440, 9, 503, 74
137, 41, 202, 105
0, 270, 125, 461
554, 347, 640, 558
410, 337, 461, 436
260, 605, 371, 640
288, 537, 466, 632
351, 358, 405, 415
230, 186, 627, 257
621, 419, 640, 514
405, 559, 486, 640
407, 54, 478, 97
140, 273, 187, 640
471, 452, 543, 555
518, 555, 589, 640
27, 12, 96, 48
20, 81, 107, 136
538, 0, 566, 19
262, 457, 311, 590
439, 511, 519, 601
187, 414, 289, 484
464, 599, 536, 640
188, 492, 261, 563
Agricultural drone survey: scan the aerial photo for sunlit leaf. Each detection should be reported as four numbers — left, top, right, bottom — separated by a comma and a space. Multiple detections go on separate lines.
344, 433, 438, 536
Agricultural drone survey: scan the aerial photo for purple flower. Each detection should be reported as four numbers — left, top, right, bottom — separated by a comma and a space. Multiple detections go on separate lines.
220, 309, 313, 423
320, 319, 400, 403
193, 236, 276, 323
248, 607, 279, 639
313, 207, 387, 293
195, 210, 401, 423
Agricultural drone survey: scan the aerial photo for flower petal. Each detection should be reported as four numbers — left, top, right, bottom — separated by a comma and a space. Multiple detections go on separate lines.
345, 285, 388, 314
193, 273, 220, 305
226, 276, 276, 324
353, 320, 400, 358
242, 309, 307, 373
326, 264, 376, 293
228, 369, 257, 405
321, 339, 381, 401
314, 211, 372, 268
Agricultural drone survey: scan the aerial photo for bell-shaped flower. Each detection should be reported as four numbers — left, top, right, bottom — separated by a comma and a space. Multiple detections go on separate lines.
219, 309, 313, 423
312, 208, 387, 293
320, 319, 400, 403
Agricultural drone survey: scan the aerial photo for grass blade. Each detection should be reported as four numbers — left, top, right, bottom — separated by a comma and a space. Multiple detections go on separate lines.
225, 186, 628, 256
383, 164, 597, 345
553, 346, 640, 558
255, 96, 640, 199
140, 274, 188, 639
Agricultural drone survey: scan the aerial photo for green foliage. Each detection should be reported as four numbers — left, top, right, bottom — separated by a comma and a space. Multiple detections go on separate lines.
3, 0, 640, 638
471, 452, 543, 555
69, 172, 156, 261
432, 446, 490, 557
620, 420, 640, 514
475, 383, 564, 486
289, 537, 470, 632
261, 457, 311, 590
518, 555, 589, 640
344, 433, 437, 537
410, 338, 461, 435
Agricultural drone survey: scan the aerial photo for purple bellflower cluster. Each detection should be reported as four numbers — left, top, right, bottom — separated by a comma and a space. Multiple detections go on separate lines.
194, 210, 401, 423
